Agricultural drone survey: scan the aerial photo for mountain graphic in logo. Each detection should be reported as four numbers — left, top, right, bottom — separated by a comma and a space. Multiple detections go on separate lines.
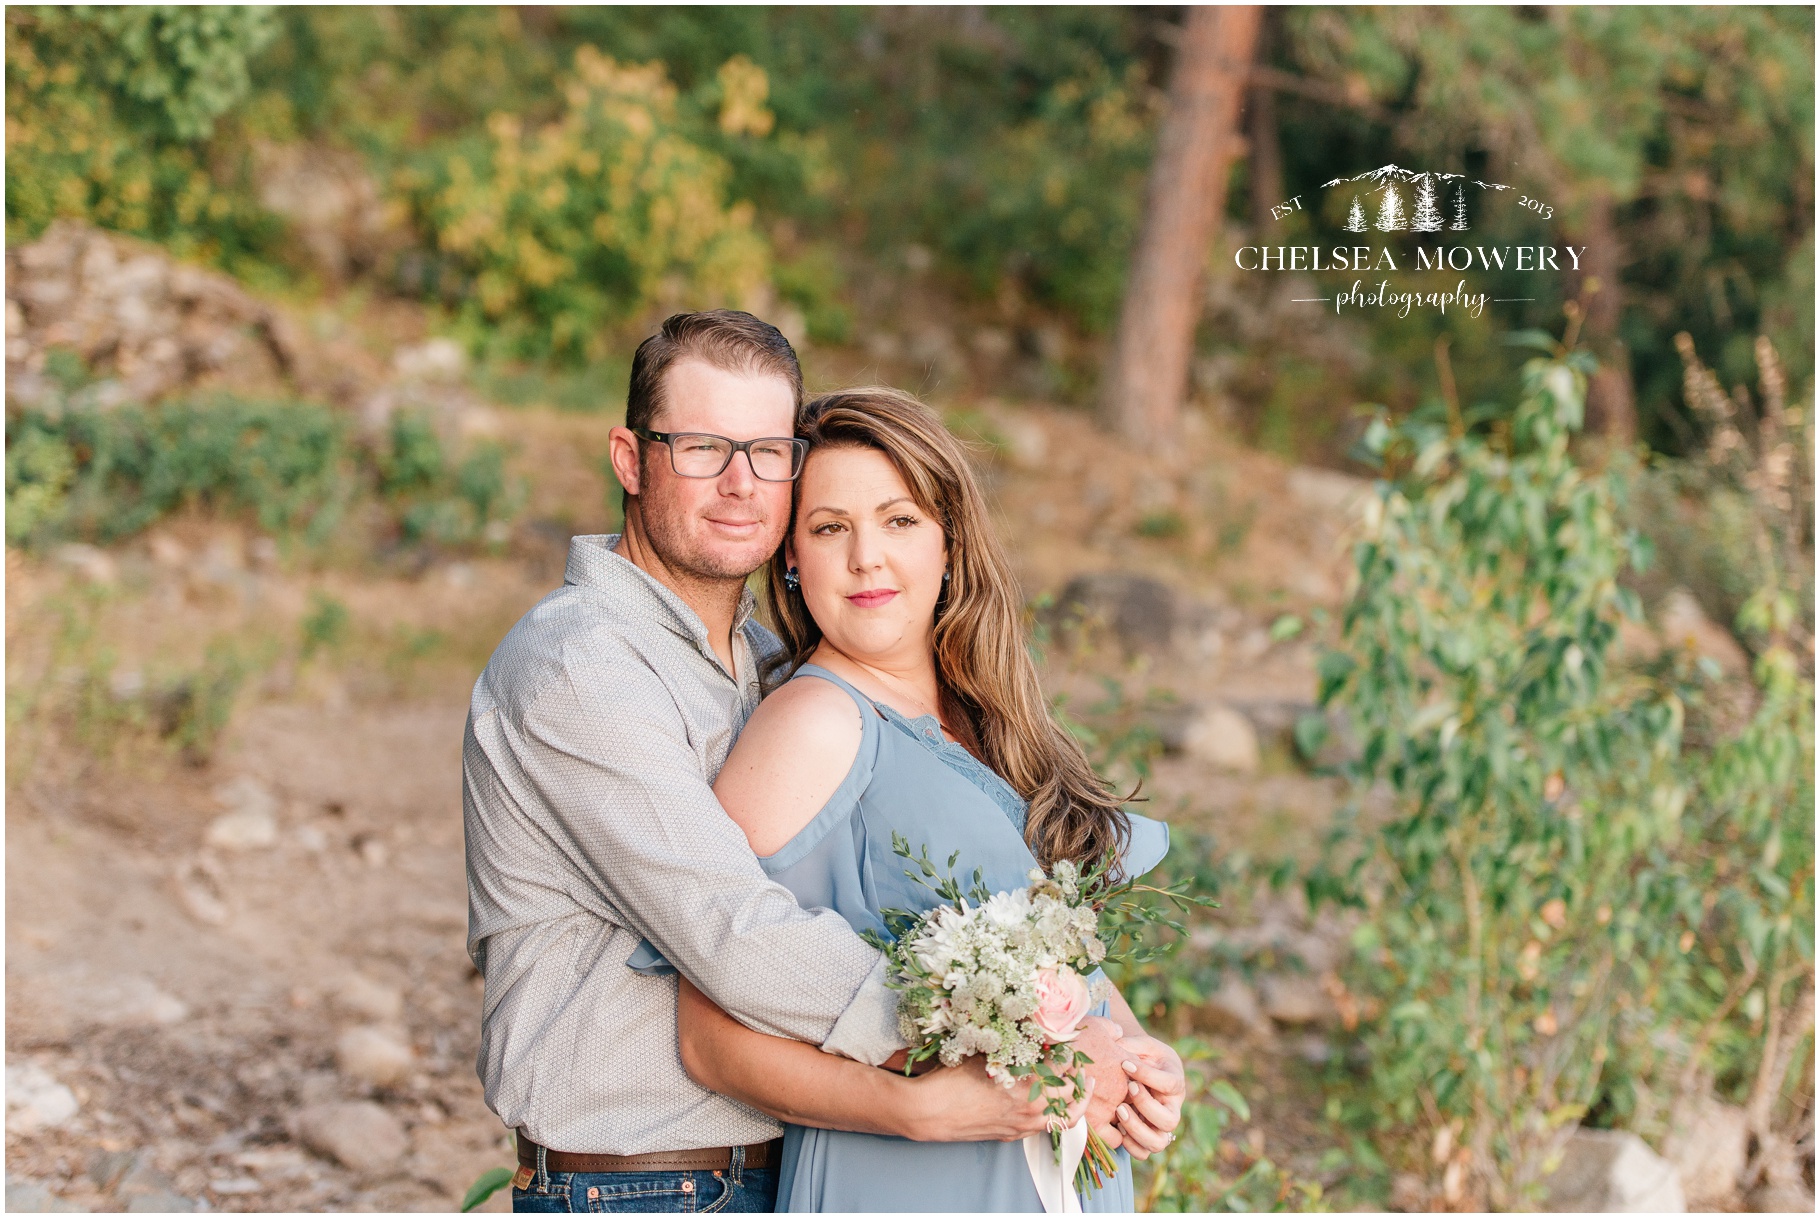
1324, 165, 1510, 233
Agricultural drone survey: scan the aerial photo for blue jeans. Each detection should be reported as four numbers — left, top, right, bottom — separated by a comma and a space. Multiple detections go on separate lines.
512, 1165, 778, 1213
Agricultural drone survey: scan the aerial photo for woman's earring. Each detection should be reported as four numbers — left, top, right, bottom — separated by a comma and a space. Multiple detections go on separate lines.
942, 569, 951, 583
784, 566, 800, 592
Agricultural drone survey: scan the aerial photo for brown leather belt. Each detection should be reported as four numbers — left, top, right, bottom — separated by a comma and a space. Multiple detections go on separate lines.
516, 1131, 783, 1174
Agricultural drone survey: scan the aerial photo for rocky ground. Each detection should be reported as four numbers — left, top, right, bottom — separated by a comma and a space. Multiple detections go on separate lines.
5, 225, 1776, 1213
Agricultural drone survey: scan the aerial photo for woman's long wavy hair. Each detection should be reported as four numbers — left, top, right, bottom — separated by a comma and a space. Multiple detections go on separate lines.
763, 387, 1130, 873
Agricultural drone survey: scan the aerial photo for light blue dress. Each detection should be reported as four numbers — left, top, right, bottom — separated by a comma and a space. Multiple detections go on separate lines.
764, 664, 1171, 1213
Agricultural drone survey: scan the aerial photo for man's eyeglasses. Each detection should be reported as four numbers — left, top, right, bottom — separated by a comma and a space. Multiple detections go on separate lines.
631, 428, 808, 482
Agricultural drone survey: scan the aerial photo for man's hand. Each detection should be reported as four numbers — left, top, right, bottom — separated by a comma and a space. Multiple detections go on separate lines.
1070, 1015, 1137, 1149
1108, 1034, 1186, 1160
899, 1056, 1092, 1143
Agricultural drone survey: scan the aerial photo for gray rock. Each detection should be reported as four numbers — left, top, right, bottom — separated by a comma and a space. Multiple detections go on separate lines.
1199, 975, 1270, 1038
1659, 588, 1749, 674
6, 1061, 79, 1133
335, 1025, 415, 1087
1259, 974, 1330, 1026
52, 543, 117, 585
1050, 573, 1180, 655
1747, 1180, 1817, 1212
297, 1101, 408, 1175
392, 338, 466, 384
335, 974, 404, 1023
1662, 1094, 1747, 1208
6, 1176, 89, 1212
87, 1150, 138, 1191
1544, 1128, 1685, 1213
1180, 704, 1261, 774
116, 1161, 195, 1212
1286, 466, 1373, 519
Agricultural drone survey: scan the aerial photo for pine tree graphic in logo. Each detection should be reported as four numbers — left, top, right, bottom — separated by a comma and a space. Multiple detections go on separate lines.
1320, 166, 1502, 233
1411, 176, 1442, 232
1344, 195, 1368, 233
1375, 184, 1407, 231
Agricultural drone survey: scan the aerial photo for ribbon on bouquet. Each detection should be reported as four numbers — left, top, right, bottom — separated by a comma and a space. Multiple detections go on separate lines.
1023, 1115, 1089, 1214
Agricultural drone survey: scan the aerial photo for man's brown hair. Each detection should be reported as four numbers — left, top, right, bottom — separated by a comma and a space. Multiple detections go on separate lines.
625, 310, 804, 435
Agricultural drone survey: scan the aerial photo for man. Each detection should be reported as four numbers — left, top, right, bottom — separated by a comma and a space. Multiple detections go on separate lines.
464, 311, 1169, 1213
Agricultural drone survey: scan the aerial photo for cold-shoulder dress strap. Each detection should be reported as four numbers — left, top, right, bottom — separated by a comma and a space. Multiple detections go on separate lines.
755, 663, 885, 873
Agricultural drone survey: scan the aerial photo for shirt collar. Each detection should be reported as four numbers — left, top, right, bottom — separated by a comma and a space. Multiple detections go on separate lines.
564, 533, 758, 652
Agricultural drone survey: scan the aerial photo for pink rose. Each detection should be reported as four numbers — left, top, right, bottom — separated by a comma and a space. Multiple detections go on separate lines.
1031, 966, 1092, 1043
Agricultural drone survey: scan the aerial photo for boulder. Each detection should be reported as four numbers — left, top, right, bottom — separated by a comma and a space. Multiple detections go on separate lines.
1662, 1094, 1747, 1208
1748, 1179, 1817, 1213
4, 220, 369, 409
51, 544, 117, 585
1659, 589, 1749, 675
1050, 573, 1180, 655
335, 1025, 415, 1087
1543, 1128, 1685, 1213
115, 1162, 195, 1213
1198, 975, 1271, 1038
1182, 704, 1261, 774
253, 142, 401, 283
5, 1176, 88, 1212
6, 1061, 79, 1134
205, 776, 280, 850
297, 1100, 408, 1175
1258, 974, 1330, 1026
335, 975, 405, 1023
1286, 465, 1373, 520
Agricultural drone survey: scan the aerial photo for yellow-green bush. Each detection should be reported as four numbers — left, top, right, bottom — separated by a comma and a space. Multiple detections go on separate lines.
403, 46, 770, 363
5, 6, 285, 272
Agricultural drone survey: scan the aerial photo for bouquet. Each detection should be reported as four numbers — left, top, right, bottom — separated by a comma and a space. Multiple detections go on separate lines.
865, 834, 1208, 1209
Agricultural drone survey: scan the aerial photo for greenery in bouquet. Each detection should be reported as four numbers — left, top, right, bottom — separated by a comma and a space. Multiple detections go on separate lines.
864, 833, 1213, 1193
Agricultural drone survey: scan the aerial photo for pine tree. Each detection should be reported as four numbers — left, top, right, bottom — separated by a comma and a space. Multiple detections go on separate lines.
1375, 184, 1406, 231
1412, 177, 1442, 231
1344, 195, 1368, 233
1451, 185, 1469, 231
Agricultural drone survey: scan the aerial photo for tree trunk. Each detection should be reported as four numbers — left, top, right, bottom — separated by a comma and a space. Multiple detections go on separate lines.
1101, 5, 1262, 444
1247, 12, 1282, 226
1574, 192, 1637, 443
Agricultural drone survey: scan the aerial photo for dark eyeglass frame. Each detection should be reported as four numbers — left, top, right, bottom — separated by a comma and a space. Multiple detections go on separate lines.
631, 427, 809, 482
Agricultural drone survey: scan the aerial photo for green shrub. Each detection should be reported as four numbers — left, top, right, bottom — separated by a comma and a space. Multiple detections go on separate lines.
1306, 339, 1813, 1205
6, 396, 354, 547
5, 394, 522, 554
377, 411, 523, 548
299, 592, 349, 658
5, 6, 286, 269
401, 46, 770, 364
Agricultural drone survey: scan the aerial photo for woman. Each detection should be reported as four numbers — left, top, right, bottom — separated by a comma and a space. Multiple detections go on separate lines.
676, 388, 1184, 1212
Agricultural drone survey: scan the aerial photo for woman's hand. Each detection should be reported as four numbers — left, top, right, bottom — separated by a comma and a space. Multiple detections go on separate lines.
899, 1056, 1092, 1143
1107, 1035, 1186, 1160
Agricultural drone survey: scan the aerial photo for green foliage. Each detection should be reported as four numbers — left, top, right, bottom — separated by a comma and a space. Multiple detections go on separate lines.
1287, 6, 1816, 450
378, 411, 523, 548
4, 392, 521, 554
460, 1166, 514, 1213
1137, 1038, 1326, 1212
1308, 342, 1813, 1204
6, 396, 354, 548
399, 46, 770, 363
300, 593, 349, 658
5, 6, 285, 267
67, 634, 256, 766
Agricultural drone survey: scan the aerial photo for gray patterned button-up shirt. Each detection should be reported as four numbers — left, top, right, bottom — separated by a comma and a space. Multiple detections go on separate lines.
463, 535, 903, 1154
